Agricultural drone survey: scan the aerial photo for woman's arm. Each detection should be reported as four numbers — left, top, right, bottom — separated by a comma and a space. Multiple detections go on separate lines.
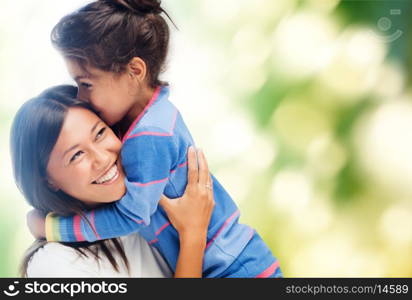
160, 147, 214, 278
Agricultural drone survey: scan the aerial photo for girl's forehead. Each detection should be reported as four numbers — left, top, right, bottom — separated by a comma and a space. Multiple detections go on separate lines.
65, 58, 124, 83
65, 59, 95, 79
65, 59, 84, 74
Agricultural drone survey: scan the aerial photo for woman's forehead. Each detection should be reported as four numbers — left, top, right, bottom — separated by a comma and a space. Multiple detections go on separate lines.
54, 108, 101, 153
65, 107, 100, 125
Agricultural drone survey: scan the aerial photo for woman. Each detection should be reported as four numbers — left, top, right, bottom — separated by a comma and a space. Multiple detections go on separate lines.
11, 85, 214, 277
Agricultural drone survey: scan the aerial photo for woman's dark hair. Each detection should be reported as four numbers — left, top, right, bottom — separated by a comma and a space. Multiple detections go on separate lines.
10, 85, 129, 277
51, 0, 174, 88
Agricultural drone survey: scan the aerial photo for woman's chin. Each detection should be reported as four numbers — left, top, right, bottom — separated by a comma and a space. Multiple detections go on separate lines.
89, 171, 126, 202
83, 196, 120, 208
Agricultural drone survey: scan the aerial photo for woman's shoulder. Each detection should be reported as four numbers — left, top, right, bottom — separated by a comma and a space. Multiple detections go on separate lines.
26, 241, 101, 277
26, 233, 172, 278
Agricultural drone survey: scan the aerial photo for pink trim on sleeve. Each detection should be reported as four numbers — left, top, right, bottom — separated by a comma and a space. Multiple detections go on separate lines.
148, 221, 171, 245
73, 215, 86, 242
155, 222, 171, 236
255, 261, 280, 278
125, 109, 179, 140
206, 210, 240, 249
170, 160, 188, 174
148, 238, 159, 245
127, 131, 171, 139
122, 86, 162, 143
132, 177, 169, 187
89, 211, 101, 240
131, 218, 145, 225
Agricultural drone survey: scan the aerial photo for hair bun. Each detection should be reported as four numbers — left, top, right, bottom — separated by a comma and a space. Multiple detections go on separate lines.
111, 0, 163, 15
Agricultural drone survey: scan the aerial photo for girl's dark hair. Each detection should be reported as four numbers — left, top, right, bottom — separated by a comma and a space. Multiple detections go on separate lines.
10, 85, 129, 277
51, 0, 174, 88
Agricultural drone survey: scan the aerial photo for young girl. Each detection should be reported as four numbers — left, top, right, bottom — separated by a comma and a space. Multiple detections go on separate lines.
36, 0, 282, 277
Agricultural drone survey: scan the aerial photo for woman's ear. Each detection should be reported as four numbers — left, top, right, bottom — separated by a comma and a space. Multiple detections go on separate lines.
127, 57, 147, 83
46, 179, 60, 192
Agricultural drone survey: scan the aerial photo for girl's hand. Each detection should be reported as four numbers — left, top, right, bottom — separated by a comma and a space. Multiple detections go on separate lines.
159, 146, 215, 240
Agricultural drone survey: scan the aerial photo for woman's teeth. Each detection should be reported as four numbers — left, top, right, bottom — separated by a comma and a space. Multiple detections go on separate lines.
94, 164, 118, 184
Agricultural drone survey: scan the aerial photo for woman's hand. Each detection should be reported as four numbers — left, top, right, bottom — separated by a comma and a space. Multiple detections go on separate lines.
159, 146, 215, 277
26, 209, 46, 239
159, 146, 214, 239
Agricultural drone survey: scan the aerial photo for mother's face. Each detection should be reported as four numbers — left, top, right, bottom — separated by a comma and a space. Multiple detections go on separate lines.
47, 107, 126, 206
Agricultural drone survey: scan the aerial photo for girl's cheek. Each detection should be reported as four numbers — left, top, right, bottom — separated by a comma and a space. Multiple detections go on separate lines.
78, 89, 90, 102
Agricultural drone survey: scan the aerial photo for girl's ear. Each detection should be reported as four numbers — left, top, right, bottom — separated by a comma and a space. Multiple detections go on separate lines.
127, 57, 147, 83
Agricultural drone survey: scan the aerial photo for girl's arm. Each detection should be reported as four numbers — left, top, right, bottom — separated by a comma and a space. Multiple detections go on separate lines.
160, 148, 214, 278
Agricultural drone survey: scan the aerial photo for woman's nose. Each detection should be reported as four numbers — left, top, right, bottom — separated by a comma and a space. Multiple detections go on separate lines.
92, 149, 110, 171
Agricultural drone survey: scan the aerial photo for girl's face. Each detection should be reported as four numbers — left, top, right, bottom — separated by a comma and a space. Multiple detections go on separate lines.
47, 107, 126, 206
65, 59, 137, 126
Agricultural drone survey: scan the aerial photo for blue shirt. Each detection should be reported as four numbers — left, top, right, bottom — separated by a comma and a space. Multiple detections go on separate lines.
46, 86, 280, 277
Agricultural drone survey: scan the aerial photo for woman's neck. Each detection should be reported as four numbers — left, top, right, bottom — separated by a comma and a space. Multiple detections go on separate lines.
117, 85, 157, 137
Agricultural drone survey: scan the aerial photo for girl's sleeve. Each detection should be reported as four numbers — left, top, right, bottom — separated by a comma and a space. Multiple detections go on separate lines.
45, 125, 185, 242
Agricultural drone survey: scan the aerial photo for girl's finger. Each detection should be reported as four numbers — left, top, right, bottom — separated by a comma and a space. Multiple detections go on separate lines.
187, 146, 199, 185
198, 149, 210, 185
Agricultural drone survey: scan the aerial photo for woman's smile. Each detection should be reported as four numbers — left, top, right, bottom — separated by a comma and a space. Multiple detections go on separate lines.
92, 161, 120, 185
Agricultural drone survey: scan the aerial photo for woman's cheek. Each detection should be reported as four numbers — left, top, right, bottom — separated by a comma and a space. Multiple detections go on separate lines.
73, 160, 93, 188
106, 133, 122, 152
113, 138, 123, 152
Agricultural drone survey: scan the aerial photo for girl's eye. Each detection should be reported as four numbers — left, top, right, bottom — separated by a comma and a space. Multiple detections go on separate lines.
70, 150, 84, 163
96, 127, 106, 140
80, 82, 92, 89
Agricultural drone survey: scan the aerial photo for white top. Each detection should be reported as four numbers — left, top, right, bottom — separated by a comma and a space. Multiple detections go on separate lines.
26, 233, 173, 277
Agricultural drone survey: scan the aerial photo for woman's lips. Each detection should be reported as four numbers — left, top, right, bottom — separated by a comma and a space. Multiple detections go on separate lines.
92, 163, 120, 185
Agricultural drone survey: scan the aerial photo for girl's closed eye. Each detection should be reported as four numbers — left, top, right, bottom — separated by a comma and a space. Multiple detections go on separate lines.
80, 82, 92, 89
70, 150, 84, 163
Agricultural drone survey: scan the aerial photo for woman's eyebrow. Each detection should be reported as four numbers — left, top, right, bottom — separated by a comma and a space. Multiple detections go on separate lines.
62, 120, 101, 158
91, 120, 102, 134
63, 143, 80, 158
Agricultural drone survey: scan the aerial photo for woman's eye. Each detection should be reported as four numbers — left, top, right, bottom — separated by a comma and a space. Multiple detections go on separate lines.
96, 127, 106, 140
70, 150, 84, 163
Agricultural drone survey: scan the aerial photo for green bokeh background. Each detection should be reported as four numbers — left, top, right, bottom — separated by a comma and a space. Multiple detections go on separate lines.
1, 0, 412, 277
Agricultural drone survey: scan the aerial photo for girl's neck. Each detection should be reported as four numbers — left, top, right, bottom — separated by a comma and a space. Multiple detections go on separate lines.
117, 85, 157, 137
